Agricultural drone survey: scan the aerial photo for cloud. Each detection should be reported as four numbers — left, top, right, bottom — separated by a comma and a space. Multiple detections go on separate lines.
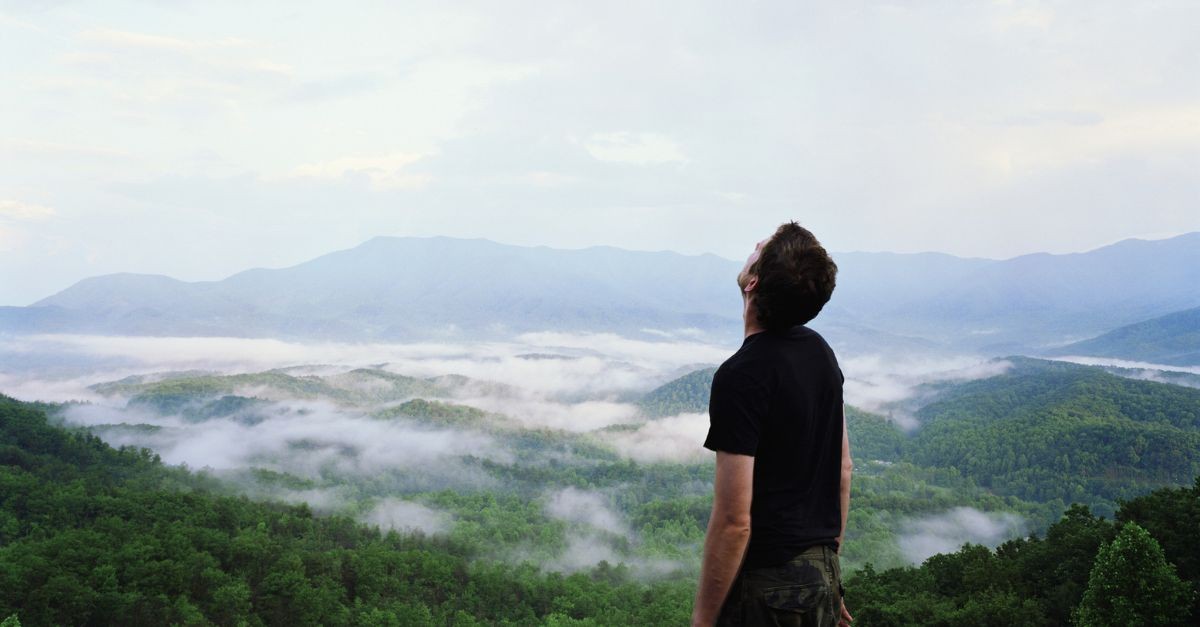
79, 28, 251, 52
0, 371, 114, 403
268, 487, 350, 511
541, 533, 682, 577
362, 498, 451, 535
0, 199, 56, 221
291, 153, 432, 190
1051, 355, 1200, 376
545, 488, 626, 534
58, 399, 507, 487
2, 138, 132, 161
459, 396, 639, 432
3, 332, 732, 400
582, 132, 687, 165
601, 412, 710, 463
545, 534, 624, 573
841, 355, 1013, 429
898, 507, 1025, 564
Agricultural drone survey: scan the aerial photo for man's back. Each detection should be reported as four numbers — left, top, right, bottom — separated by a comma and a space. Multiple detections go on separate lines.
704, 325, 844, 568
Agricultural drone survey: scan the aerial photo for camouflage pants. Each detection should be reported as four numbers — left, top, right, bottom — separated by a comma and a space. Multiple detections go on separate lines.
716, 544, 843, 627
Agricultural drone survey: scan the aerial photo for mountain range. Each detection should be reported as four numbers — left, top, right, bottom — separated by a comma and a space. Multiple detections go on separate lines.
1048, 306, 1200, 366
3, 232, 1198, 355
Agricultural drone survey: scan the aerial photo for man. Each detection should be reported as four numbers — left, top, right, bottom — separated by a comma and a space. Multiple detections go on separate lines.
692, 222, 853, 627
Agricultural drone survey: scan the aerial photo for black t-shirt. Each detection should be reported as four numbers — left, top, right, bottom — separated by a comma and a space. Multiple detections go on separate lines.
703, 325, 844, 568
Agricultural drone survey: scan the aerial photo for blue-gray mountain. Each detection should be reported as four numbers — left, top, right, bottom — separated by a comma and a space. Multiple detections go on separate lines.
2, 232, 1198, 353
1046, 306, 1200, 366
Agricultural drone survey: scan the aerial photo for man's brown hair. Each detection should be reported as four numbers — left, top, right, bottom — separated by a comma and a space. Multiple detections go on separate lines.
748, 222, 838, 330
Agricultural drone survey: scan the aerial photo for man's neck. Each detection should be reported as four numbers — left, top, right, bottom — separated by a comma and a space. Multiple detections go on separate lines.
742, 298, 765, 338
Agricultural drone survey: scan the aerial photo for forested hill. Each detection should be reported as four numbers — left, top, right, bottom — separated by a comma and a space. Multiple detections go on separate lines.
645, 357, 1200, 513
2, 393, 1197, 625
637, 367, 716, 417
0, 394, 696, 626
849, 481, 1200, 625
911, 357, 1200, 506
1048, 305, 1200, 366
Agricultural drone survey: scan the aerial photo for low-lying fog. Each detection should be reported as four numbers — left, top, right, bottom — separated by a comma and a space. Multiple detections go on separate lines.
1, 331, 1066, 569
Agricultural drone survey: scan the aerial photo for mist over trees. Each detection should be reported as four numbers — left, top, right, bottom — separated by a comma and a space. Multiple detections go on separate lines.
3, 392, 1198, 625
3, 271, 1199, 624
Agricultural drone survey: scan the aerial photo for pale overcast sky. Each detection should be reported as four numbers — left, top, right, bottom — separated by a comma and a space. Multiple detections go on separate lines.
1, 1, 1198, 305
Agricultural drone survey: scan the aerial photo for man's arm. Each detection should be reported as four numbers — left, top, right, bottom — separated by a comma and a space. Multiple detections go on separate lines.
692, 451, 754, 627
836, 404, 855, 626
836, 404, 853, 552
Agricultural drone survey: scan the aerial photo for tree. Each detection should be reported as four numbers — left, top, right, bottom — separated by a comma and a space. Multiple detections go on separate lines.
1072, 522, 1192, 626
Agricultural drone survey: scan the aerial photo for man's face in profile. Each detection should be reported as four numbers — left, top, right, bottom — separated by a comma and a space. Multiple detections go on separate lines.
737, 238, 767, 293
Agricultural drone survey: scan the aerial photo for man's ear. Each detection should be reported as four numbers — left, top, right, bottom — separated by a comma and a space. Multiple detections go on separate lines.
743, 275, 758, 294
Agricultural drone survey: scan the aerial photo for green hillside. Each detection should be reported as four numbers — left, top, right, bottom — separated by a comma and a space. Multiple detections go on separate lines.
0, 394, 694, 626
643, 358, 1200, 515
637, 367, 716, 417
847, 481, 1200, 626
3, 393, 1196, 625
89, 368, 454, 413
1051, 306, 1200, 366
912, 357, 1200, 510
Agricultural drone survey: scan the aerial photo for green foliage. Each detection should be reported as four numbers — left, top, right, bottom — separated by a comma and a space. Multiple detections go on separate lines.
911, 358, 1200, 511
11, 349, 1200, 625
92, 368, 453, 411
0, 395, 697, 626
376, 398, 490, 428
1115, 478, 1200, 619
1073, 522, 1192, 626
846, 406, 907, 462
637, 367, 715, 417
846, 484, 1200, 626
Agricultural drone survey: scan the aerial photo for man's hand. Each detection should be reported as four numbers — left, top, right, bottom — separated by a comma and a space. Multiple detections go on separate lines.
691, 451, 754, 627
839, 597, 854, 626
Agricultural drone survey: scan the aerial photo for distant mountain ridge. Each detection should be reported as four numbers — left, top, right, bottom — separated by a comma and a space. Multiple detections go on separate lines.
10, 237, 744, 341
3, 232, 1198, 352
1048, 306, 1200, 366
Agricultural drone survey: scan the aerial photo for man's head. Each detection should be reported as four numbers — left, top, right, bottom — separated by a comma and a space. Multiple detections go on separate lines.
738, 222, 837, 330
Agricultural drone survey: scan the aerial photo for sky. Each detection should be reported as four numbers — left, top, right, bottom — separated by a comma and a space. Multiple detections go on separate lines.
1, 0, 1198, 306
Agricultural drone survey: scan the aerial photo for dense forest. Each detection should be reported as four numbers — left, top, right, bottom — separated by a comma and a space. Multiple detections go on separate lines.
0, 395, 695, 625
2, 379, 1200, 624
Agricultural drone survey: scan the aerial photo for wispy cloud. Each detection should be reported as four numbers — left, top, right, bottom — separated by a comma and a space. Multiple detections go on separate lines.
363, 498, 452, 535
582, 132, 687, 166
1052, 355, 1200, 376
291, 153, 432, 190
0, 199, 56, 221
60, 399, 507, 485
601, 412, 710, 463
79, 28, 252, 52
2, 333, 731, 399
898, 507, 1025, 564
545, 488, 627, 534
841, 355, 1013, 429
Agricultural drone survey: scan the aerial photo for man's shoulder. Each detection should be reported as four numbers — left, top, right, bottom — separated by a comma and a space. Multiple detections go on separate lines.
714, 346, 773, 392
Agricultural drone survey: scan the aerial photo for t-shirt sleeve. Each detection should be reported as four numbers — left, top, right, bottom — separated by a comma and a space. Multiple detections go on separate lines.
704, 366, 769, 456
